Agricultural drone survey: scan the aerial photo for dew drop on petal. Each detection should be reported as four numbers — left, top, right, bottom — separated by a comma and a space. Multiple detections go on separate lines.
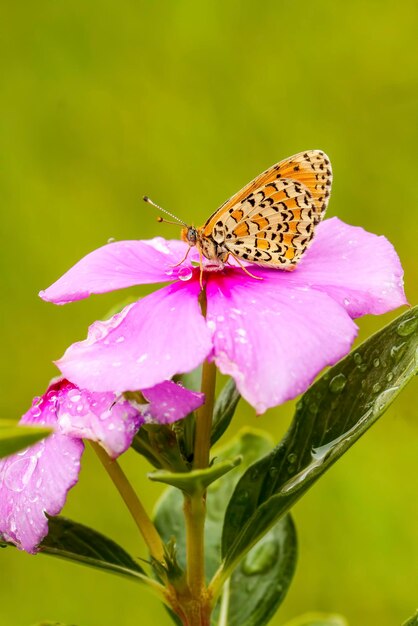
4, 456, 38, 492
178, 266, 193, 281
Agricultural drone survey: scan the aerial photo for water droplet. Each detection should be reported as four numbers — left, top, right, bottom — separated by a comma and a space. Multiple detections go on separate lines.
397, 316, 418, 337
115, 336, 125, 343
250, 468, 259, 480
329, 373, 347, 394
308, 401, 319, 415
353, 352, 362, 365
178, 266, 193, 281
372, 383, 381, 393
4, 456, 38, 492
373, 358, 380, 368
242, 537, 279, 575
386, 372, 394, 382
269, 466, 278, 478
390, 342, 407, 362
372, 386, 400, 416
287, 453, 297, 464
236, 490, 249, 505
207, 320, 216, 332
136, 353, 148, 364
343, 298, 350, 307
107, 237, 116, 244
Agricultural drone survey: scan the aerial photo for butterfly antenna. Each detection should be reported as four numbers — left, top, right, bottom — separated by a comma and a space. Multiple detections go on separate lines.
143, 196, 188, 227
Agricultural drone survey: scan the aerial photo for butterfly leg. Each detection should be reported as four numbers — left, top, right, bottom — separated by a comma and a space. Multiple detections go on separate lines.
199, 249, 205, 289
171, 245, 192, 268
227, 252, 263, 280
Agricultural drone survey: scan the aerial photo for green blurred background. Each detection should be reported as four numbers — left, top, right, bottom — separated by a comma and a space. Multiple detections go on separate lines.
1, 1, 417, 624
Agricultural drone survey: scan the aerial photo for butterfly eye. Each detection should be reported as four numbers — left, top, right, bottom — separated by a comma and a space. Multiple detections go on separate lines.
186, 227, 198, 244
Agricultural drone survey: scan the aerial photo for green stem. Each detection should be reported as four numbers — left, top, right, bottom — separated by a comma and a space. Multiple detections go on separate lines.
91, 441, 165, 563
184, 490, 207, 596
217, 578, 230, 626
193, 359, 217, 469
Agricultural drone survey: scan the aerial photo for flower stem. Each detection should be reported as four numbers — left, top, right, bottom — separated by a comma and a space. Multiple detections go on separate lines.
193, 359, 217, 469
90, 441, 165, 563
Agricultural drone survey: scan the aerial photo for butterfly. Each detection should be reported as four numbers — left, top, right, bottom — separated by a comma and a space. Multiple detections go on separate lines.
144, 150, 332, 276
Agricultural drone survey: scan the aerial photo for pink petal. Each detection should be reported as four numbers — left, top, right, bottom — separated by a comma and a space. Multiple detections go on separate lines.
40, 238, 191, 304
56, 278, 212, 392
206, 271, 358, 414
57, 387, 143, 459
142, 380, 205, 424
286, 218, 407, 317
0, 380, 84, 553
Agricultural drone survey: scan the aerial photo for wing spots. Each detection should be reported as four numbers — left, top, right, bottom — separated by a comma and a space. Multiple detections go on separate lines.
230, 208, 244, 223
250, 213, 269, 230
233, 222, 250, 237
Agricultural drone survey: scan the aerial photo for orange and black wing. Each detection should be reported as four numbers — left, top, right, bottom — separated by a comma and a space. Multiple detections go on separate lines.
202, 150, 332, 268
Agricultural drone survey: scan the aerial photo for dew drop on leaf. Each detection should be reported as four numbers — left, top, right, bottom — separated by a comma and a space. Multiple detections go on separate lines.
396, 316, 418, 337
353, 352, 362, 365
241, 537, 279, 576
328, 373, 347, 394
390, 342, 407, 362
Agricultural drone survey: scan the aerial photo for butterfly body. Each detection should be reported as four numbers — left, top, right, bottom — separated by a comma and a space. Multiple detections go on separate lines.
181, 150, 333, 271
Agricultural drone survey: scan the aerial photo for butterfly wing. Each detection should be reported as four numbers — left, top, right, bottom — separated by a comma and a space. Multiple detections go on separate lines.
202, 150, 332, 268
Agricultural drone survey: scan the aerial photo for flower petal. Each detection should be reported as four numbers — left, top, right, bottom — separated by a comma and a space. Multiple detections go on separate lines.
285, 218, 407, 317
57, 387, 142, 459
56, 278, 212, 392
40, 238, 191, 304
206, 270, 358, 414
141, 380, 205, 424
0, 380, 83, 553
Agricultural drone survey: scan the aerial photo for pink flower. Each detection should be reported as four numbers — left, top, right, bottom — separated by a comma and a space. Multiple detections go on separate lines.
40, 218, 406, 414
0, 378, 203, 553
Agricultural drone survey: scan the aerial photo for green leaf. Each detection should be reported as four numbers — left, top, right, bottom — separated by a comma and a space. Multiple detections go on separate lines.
132, 423, 190, 472
38, 516, 146, 582
213, 516, 297, 626
222, 306, 418, 572
211, 378, 241, 446
148, 456, 242, 494
403, 610, 418, 626
282, 614, 349, 626
155, 429, 298, 626
0, 421, 52, 458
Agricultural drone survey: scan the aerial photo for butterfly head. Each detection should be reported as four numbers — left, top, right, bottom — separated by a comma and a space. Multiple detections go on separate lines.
181, 226, 199, 247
